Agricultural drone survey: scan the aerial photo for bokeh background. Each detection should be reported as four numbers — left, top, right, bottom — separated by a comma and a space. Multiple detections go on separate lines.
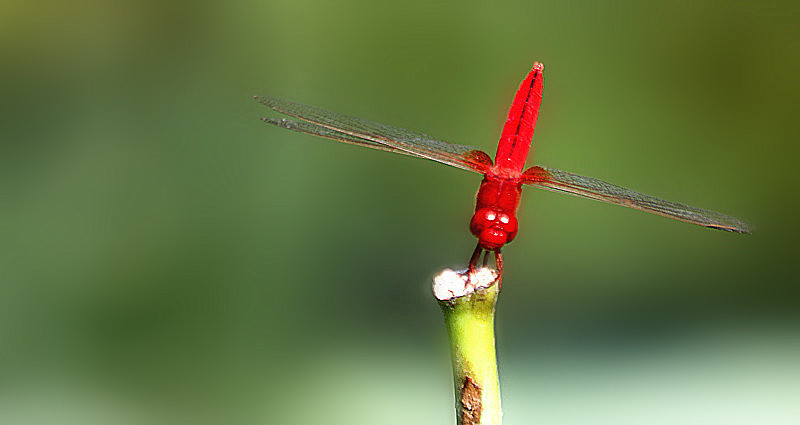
1, 1, 798, 424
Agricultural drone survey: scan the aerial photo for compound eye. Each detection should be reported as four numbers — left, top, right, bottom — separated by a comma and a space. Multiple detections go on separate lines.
499, 214, 510, 224
485, 211, 496, 221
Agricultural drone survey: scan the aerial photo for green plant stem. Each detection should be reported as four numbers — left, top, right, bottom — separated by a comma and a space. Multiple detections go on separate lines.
434, 269, 502, 425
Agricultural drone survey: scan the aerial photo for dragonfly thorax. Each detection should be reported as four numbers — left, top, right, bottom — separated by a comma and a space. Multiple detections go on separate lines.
470, 176, 523, 250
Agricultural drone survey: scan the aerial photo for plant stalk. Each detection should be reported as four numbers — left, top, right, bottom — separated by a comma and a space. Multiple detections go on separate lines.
434, 268, 502, 425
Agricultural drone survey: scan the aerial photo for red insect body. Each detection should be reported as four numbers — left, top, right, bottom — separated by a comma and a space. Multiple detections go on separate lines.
493, 62, 544, 177
470, 176, 523, 250
471, 62, 545, 251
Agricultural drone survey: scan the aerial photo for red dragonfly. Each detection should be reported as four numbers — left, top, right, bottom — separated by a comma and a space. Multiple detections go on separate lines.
256, 62, 749, 277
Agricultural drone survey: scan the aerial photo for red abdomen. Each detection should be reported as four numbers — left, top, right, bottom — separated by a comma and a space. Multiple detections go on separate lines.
493, 62, 544, 175
470, 175, 523, 250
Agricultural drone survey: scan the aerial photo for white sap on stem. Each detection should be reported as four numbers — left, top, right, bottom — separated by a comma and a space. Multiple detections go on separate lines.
433, 268, 498, 301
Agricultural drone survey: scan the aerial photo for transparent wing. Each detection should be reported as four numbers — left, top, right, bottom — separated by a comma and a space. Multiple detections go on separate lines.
261, 118, 416, 157
522, 166, 750, 233
257, 96, 492, 173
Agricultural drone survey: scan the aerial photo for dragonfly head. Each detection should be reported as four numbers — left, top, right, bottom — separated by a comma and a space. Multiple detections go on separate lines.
470, 207, 518, 250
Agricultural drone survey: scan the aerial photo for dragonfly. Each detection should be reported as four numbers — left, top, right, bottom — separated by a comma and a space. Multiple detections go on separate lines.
256, 62, 749, 278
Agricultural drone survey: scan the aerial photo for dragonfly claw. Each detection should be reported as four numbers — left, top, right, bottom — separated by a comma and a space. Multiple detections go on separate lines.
466, 244, 503, 290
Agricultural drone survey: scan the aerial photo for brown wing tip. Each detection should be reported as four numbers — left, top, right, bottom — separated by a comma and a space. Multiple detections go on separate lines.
254, 95, 279, 107
260, 117, 294, 129
709, 221, 752, 234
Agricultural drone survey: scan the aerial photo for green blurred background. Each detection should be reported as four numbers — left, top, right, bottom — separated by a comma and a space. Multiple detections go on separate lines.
1, 0, 797, 424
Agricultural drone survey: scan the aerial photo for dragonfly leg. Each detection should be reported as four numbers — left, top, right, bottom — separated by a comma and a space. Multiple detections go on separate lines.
494, 250, 504, 290
468, 243, 483, 274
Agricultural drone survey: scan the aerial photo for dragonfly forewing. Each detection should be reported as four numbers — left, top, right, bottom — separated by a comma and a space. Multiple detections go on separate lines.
523, 166, 751, 233
261, 117, 416, 157
257, 96, 492, 173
